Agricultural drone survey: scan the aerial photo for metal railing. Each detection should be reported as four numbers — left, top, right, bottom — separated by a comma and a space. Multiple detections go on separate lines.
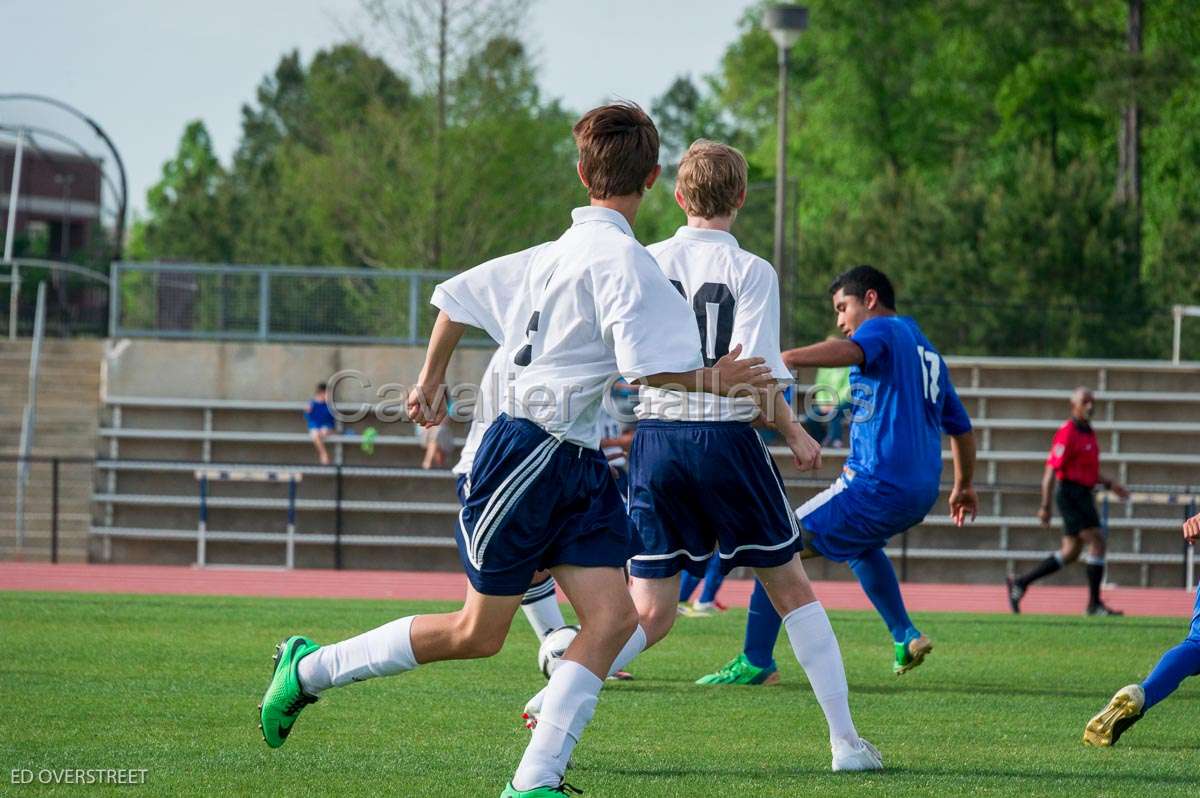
4, 258, 111, 340
3, 455, 93, 564
109, 261, 489, 346
14, 281, 46, 547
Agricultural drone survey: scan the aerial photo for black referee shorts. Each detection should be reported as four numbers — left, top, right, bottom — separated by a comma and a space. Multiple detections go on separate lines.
1056, 480, 1101, 536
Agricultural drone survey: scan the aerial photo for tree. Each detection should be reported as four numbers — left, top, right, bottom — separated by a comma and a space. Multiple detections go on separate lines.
358, 0, 532, 268
137, 121, 233, 262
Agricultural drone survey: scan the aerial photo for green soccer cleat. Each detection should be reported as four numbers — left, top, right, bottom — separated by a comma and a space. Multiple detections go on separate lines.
893, 634, 933, 675
258, 635, 320, 748
500, 782, 582, 796
695, 653, 780, 686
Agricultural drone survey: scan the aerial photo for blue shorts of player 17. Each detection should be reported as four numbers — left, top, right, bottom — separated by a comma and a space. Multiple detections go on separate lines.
797, 470, 939, 562
627, 420, 801, 579
455, 414, 637, 596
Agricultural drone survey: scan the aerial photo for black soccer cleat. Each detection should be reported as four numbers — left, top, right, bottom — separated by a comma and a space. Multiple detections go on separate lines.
1005, 577, 1024, 614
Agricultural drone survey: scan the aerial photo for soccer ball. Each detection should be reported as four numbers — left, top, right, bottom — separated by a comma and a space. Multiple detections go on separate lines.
538, 624, 580, 679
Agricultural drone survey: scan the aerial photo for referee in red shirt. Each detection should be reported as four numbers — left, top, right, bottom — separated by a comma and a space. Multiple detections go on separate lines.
1007, 387, 1129, 616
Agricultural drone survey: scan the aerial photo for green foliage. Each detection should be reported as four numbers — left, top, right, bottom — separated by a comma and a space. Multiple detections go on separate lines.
647, 0, 1200, 358
137, 38, 579, 273
134, 2, 1200, 358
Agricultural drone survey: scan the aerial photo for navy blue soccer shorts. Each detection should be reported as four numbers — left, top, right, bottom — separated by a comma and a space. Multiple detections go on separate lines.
455, 414, 635, 596
627, 420, 800, 579
796, 471, 938, 562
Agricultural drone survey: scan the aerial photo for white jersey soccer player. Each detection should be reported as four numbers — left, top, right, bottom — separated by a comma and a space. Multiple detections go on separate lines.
554, 139, 879, 772
256, 105, 774, 797
639, 226, 792, 422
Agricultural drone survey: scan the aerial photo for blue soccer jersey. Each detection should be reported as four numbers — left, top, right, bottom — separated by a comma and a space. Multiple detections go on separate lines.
845, 316, 971, 493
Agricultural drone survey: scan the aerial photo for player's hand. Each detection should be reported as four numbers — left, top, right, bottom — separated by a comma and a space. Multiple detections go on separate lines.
406, 382, 447, 427
713, 343, 772, 395
1037, 505, 1051, 526
948, 484, 978, 527
1184, 512, 1200, 544
1112, 482, 1130, 500
786, 428, 822, 472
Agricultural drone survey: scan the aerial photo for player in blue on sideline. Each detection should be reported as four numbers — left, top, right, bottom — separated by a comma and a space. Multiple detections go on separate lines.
698, 265, 980, 684
1084, 511, 1200, 746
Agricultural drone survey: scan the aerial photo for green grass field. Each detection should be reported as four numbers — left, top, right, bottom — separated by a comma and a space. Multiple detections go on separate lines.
1, 591, 1196, 797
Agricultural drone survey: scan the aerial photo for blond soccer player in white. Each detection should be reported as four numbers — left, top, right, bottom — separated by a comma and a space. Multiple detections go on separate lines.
526, 140, 882, 772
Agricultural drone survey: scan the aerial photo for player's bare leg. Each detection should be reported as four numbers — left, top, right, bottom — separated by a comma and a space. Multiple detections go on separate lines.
511, 565, 638, 792
523, 568, 648, 726
260, 585, 523, 749
409, 589, 524, 662
628, 571, 684, 646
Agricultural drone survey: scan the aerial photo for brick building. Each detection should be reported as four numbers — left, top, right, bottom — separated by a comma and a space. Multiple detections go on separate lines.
1, 140, 104, 260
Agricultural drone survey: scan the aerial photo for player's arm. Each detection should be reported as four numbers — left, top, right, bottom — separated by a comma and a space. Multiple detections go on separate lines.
782, 339, 864, 369
939, 380, 977, 526
636, 343, 773, 396
1184, 512, 1200, 544
406, 311, 466, 427
763, 385, 821, 471
1038, 464, 1056, 526
947, 431, 978, 526
1097, 469, 1130, 499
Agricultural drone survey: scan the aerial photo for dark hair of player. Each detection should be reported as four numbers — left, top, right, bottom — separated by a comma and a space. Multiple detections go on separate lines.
572, 102, 660, 200
829, 264, 896, 310
316, 382, 328, 392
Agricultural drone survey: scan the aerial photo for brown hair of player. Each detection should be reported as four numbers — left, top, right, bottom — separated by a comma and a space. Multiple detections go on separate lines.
572, 102, 660, 200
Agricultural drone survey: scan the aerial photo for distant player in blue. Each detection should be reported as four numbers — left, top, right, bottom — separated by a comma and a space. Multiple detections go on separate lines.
698, 265, 979, 684
304, 382, 336, 465
1084, 511, 1200, 746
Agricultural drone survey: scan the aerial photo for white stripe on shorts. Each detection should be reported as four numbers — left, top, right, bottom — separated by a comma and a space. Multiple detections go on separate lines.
469, 436, 561, 568
795, 476, 848, 525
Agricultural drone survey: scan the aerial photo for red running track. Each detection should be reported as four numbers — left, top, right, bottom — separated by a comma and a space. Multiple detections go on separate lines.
0, 562, 1193, 618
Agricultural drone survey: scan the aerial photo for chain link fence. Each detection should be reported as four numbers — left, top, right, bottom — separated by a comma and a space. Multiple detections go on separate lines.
109, 258, 1196, 360
110, 262, 487, 346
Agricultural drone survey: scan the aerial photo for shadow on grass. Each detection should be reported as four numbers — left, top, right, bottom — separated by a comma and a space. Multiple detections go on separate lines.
605, 677, 1200, 705
593, 763, 1197, 786
917, 614, 1187, 633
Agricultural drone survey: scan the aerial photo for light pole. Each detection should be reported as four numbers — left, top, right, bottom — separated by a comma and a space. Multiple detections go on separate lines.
763, 4, 807, 342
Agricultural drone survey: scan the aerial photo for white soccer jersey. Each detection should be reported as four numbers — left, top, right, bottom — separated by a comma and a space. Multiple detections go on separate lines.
638, 227, 792, 422
434, 207, 702, 449
452, 348, 504, 476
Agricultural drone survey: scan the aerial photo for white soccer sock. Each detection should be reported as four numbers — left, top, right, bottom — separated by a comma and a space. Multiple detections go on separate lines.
297, 616, 418, 694
512, 661, 603, 791
610, 624, 647, 674
526, 625, 645, 715
782, 601, 859, 746
521, 579, 566, 642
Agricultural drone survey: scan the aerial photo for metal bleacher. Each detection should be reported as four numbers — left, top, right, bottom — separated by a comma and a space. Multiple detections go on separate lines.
89, 356, 1200, 587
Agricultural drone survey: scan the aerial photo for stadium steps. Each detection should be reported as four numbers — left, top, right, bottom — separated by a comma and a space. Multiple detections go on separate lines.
0, 339, 103, 564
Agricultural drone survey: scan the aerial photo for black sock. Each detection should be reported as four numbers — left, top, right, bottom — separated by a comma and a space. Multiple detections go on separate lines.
1017, 554, 1063, 589
1086, 563, 1105, 607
